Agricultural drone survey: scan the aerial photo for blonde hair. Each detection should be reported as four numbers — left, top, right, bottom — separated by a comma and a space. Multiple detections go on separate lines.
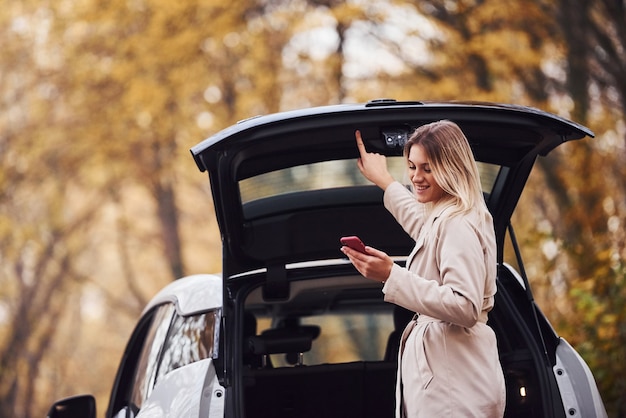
404, 120, 487, 216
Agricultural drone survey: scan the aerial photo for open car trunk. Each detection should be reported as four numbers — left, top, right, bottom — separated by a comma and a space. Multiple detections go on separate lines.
191, 100, 596, 418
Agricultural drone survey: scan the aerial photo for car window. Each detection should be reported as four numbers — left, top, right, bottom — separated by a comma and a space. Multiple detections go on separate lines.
130, 304, 175, 409
239, 157, 500, 204
256, 310, 394, 366
154, 309, 221, 384
502, 225, 522, 276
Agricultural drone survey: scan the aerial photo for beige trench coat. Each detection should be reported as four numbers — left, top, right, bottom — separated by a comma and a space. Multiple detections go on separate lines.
381, 182, 506, 418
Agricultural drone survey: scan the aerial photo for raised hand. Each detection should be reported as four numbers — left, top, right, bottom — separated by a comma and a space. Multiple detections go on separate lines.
355, 130, 396, 190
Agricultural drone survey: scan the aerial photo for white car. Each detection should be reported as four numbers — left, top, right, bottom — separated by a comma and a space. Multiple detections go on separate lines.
48, 100, 607, 418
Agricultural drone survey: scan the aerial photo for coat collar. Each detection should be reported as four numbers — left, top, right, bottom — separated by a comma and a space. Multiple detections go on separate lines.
406, 201, 456, 269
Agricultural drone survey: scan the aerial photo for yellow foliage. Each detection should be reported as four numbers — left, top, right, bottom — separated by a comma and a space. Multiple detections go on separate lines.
1, 0, 625, 416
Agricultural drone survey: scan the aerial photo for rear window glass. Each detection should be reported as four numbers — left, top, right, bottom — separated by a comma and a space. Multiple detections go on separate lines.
239, 157, 500, 204
255, 311, 394, 366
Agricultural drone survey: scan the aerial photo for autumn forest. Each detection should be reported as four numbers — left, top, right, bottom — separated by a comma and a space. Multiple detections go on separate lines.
1, 0, 625, 417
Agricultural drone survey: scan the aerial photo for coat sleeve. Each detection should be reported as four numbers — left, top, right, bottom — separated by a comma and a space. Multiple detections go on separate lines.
383, 215, 487, 328
383, 181, 425, 240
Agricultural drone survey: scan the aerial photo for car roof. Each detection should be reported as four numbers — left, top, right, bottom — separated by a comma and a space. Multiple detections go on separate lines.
191, 100, 593, 278
142, 274, 223, 316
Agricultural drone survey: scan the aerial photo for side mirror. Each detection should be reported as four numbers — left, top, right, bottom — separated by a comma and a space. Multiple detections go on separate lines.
46, 395, 96, 418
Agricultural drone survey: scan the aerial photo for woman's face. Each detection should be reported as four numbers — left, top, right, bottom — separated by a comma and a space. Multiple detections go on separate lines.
407, 144, 447, 204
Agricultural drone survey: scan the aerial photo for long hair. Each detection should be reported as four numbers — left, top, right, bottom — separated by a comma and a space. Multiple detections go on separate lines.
404, 120, 487, 216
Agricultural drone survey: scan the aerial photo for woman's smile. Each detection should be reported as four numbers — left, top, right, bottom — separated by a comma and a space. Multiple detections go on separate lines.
408, 145, 446, 204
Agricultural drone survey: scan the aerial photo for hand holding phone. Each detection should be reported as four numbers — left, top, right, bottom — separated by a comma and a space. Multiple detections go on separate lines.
340, 236, 367, 253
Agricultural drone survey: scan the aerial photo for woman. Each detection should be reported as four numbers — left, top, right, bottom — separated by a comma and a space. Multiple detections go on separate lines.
341, 121, 506, 417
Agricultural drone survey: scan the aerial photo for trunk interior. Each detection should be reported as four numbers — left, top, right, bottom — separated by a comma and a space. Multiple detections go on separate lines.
237, 265, 560, 418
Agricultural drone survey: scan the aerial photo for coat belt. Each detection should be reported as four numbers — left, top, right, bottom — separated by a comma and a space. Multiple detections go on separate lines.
414, 312, 489, 325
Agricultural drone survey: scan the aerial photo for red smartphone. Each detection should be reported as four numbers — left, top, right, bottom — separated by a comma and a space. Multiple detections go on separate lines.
340, 236, 367, 253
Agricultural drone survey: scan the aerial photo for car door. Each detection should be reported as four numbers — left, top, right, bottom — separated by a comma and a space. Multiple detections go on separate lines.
107, 304, 175, 417
107, 299, 223, 418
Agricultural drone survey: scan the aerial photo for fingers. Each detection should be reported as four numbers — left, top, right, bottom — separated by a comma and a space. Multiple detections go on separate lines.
363, 246, 386, 258
356, 157, 365, 174
341, 245, 365, 260
341, 245, 391, 282
341, 245, 384, 265
341, 246, 368, 275
355, 130, 367, 158
354, 129, 394, 190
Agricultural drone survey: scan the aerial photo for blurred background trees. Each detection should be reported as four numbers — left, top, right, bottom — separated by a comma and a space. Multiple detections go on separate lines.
0, 0, 624, 416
